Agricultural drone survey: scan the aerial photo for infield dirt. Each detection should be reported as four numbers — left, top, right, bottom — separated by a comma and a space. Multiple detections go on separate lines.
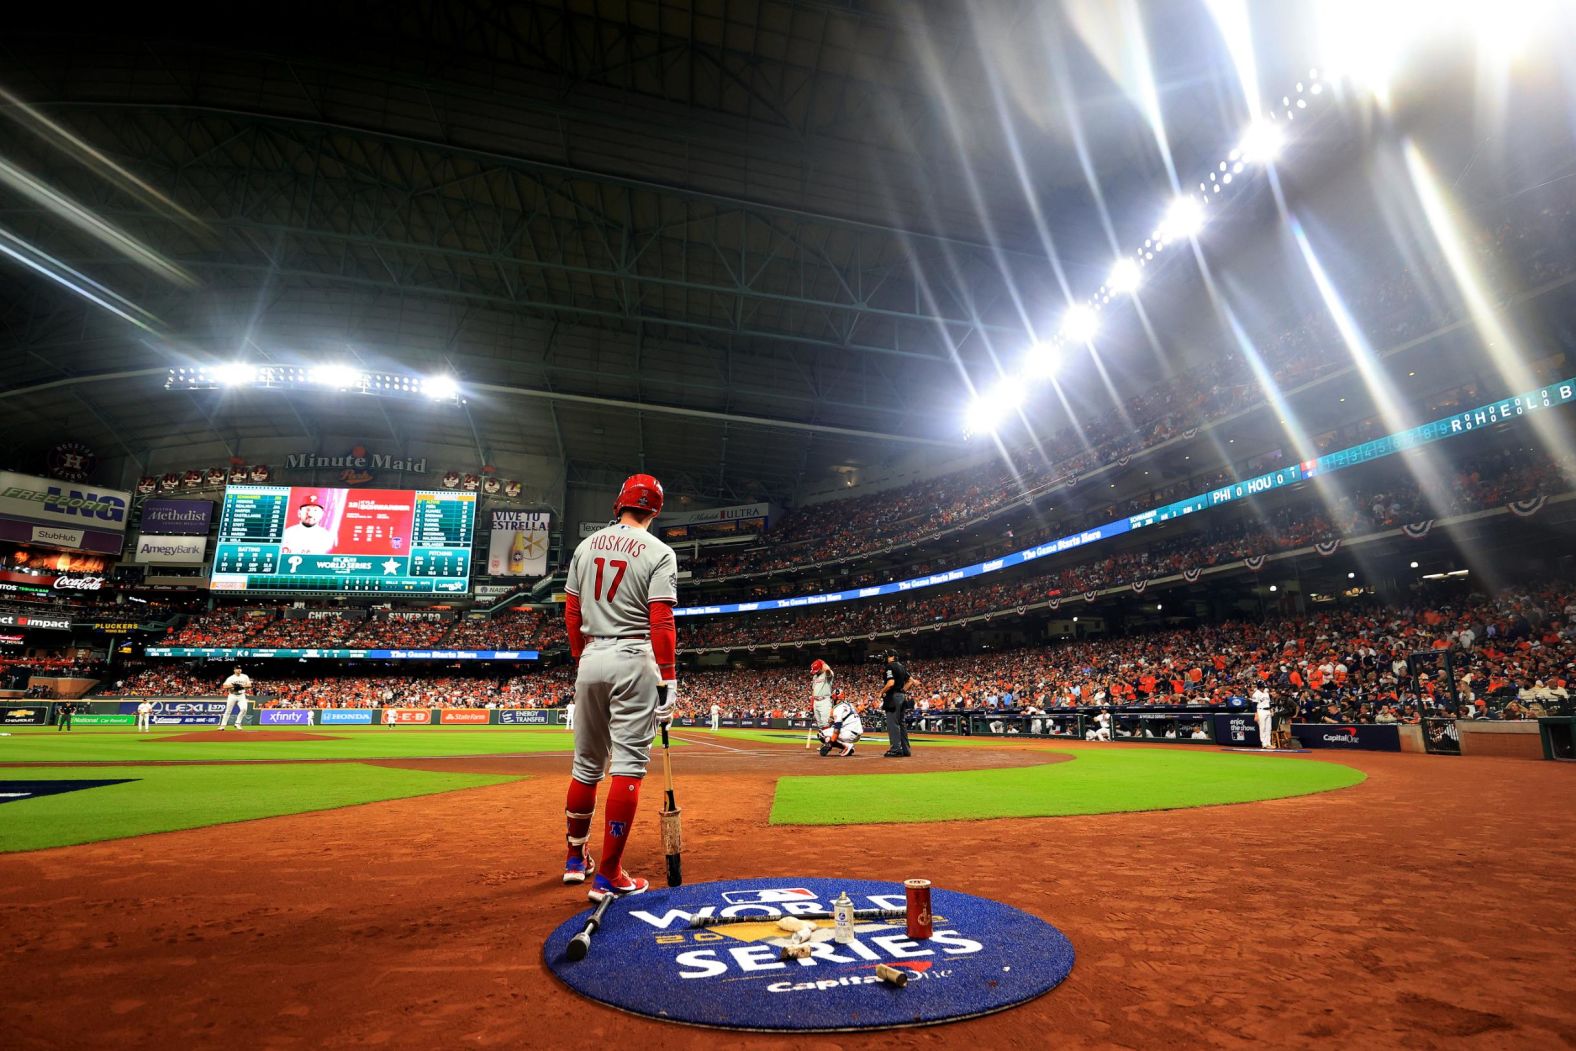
2, 734, 1572, 1049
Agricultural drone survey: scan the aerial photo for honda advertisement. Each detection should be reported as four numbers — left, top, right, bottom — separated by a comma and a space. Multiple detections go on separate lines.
318, 709, 374, 724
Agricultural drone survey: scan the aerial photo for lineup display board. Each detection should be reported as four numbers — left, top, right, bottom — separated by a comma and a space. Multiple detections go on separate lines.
210, 486, 475, 595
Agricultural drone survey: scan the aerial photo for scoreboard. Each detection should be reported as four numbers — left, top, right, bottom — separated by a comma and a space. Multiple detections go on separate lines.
210, 486, 475, 595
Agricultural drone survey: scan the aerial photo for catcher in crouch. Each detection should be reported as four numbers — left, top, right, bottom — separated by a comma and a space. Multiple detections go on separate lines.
810, 659, 836, 731
818, 695, 863, 757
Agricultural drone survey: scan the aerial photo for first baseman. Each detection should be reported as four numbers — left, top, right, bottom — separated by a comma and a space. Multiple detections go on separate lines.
561, 474, 679, 902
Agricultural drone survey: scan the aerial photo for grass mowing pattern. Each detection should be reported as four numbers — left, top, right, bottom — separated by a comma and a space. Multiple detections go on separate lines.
770, 748, 1364, 825
0, 725, 581, 763
0, 764, 519, 853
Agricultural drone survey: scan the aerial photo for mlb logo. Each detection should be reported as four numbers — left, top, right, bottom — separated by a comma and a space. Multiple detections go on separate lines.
721, 887, 817, 906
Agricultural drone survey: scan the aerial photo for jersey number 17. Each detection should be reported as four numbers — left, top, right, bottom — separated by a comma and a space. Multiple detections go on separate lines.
590, 557, 628, 602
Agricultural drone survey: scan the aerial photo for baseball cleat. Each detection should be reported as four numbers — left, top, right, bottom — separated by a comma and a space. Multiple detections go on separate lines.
562, 852, 594, 885
839, 745, 855, 757
588, 870, 649, 902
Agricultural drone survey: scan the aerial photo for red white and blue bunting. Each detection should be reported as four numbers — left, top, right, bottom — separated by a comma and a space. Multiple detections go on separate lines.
1315, 539, 1342, 557
1402, 520, 1434, 540
1243, 554, 1267, 572
1130, 579, 1148, 593
1182, 567, 1201, 583
1508, 496, 1547, 518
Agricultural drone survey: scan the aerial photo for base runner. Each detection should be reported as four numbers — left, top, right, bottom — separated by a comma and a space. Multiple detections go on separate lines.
818, 697, 863, 757
220, 666, 252, 731
561, 474, 679, 902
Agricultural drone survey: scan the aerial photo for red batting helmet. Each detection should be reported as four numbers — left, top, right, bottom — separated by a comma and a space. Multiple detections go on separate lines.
613, 473, 664, 517
811, 659, 829, 674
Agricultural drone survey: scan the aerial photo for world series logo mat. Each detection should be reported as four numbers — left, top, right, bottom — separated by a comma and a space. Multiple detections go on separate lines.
543, 877, 1075, 1032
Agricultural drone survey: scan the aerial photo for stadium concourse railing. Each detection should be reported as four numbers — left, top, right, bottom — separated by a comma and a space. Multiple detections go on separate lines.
676, 491, 1576, 654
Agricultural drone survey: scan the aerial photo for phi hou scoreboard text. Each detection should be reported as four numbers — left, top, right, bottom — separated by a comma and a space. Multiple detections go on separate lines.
210, 485, 475, 595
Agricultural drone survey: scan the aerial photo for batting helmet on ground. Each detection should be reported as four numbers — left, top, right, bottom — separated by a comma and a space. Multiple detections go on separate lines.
614, 474, 665, 517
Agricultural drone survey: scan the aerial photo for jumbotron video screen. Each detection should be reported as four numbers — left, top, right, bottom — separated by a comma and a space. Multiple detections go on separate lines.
209, 486, 475, 595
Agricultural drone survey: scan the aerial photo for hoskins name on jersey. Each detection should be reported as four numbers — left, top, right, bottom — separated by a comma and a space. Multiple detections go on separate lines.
588, 533, 650, 559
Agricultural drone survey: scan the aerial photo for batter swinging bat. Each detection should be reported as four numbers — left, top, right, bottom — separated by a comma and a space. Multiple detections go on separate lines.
659, 724, 683, 887
565, 894, 614, 961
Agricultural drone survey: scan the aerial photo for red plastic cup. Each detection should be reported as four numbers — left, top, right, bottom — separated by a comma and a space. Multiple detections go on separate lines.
905, 878, 933, 940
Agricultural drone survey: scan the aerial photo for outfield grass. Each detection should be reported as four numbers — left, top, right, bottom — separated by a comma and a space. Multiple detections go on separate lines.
769, 748, 1365, 824
0, 764, 520, 853
0, 725, 581, 763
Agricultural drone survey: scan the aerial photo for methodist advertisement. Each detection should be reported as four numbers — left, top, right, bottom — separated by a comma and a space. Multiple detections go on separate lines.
0, 470, 130, 556
486, 510, 550, 577
210, 486, 475, 595
139, 498, 214, 535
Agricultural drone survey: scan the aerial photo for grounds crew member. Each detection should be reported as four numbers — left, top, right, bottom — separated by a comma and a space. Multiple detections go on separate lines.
880, 652, 914, 758
561, 474, 679, 901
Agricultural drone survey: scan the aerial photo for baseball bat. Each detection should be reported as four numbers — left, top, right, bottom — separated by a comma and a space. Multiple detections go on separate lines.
688, 907, 906, 929
565, 894, 614, 961
659, 723, 683, 887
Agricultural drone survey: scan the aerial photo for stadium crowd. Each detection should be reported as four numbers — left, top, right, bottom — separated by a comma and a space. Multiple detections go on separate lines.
683, 191, 1576, 583
680, 446, 1573, 648
672, 581, 1576, 727
106, 665, 576, 707
161, 606, 565, 651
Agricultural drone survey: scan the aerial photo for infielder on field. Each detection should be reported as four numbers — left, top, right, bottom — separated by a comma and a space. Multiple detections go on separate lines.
817, 697, 863, 757
220, 666, 252, 730
561, 474, 678, 902
810, 659, 835, 730
136, 699, 153, 733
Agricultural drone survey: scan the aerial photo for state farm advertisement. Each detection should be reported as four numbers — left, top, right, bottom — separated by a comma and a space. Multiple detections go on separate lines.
439, 709, 491, 724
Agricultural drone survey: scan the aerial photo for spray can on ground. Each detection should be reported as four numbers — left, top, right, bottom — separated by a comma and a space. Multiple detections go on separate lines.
833, 891, 854, 944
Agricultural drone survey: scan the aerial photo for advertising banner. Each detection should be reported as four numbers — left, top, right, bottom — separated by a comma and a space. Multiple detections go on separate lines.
486, 510, 550, 577
150, 700, 227, 725
1211, 713, 1262, 747
144, 646, 539, 661
438, 709, 490, 724
498, 708, 557, 725
0, 613, 72, 631
384, 708, 432, 725
0, 517, 124, 556
578, 521, 603, 538
0, 705, 49, 725
259, 709, 314, 726
318, 709, 374, 724
72, 714, 137, 725
1291, 723, 1401, 751
140, 499, 214, 536
0, 471, 131, 532
210, 485, 474, 595
133, 534, 209, 564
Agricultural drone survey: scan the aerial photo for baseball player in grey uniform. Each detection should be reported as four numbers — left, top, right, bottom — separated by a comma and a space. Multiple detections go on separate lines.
560, 474, 679, 902
810, 659, 835, 730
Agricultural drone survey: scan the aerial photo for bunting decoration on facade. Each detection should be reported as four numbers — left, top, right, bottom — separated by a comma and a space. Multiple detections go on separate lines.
1130, 579, 1148, 593
1402, 520, 1434, 540
1182, 567, 1201, 583
1244, 554, 1267, 572
1507, 496, 1546, 518
1315, 539, 1342, 557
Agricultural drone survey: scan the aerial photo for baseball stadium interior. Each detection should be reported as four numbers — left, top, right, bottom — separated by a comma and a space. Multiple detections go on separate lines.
3, 2, 1576, 1047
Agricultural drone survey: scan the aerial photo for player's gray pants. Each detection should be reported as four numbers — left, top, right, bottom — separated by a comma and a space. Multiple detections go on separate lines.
571, 638, 659, 782
813, 697, 832, 728
884, 693, 911, 753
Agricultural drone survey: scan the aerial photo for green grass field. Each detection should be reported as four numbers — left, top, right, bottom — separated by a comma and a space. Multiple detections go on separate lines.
769, 748, 1365, 824
0, 764, 520, 853
0, 725, 580, 763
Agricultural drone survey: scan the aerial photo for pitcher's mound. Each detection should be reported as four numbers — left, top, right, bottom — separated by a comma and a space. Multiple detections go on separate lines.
154, 731, 342, 743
